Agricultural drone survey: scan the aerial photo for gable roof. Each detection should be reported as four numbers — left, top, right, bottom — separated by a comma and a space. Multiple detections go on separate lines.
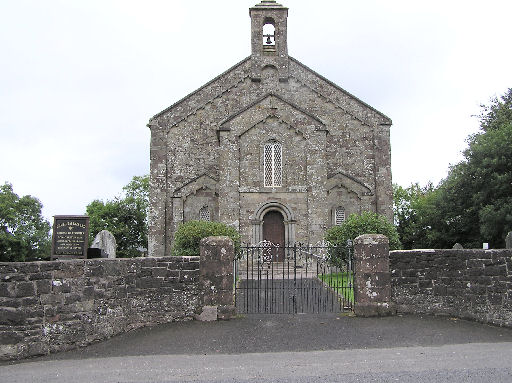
149, 56, 392, 128
289, 57, 392, 125
150, 56, 251, 121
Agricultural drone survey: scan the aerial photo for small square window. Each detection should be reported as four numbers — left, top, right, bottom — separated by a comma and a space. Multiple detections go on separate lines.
199, 206, 211, 221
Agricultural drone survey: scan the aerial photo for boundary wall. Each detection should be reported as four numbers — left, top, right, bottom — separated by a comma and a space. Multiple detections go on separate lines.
390, 249, 512, 327
0, 237, 235, 361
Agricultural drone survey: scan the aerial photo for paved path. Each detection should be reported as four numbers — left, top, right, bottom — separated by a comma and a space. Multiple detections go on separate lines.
236, 278, 347, 314
2, 314, 512, 382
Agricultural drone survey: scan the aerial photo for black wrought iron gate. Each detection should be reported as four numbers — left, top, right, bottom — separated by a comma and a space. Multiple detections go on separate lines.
234, 242, 354, 314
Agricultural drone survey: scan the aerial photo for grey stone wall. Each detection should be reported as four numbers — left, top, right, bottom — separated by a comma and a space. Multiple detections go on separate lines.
0, 257, 200, 360
0, 239, 236, 361
390, 249, 512, 327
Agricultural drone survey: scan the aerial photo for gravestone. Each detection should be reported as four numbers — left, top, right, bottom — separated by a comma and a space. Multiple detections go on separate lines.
51, 215, 89, 260
452, 243, 464, 249
91, 230, 117, 258
506, 232, 512, 249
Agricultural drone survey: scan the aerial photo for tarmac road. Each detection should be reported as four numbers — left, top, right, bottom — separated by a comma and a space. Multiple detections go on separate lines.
2, 314, 512, 382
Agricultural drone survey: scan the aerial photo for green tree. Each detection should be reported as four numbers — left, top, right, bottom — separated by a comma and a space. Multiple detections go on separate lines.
437, 90, 512, 248
0, 183, 51, 261
86, 175, 149, 258
394, 89, 512, 249
477, 88, 512, 132
393, 183, 425, 249
325, 211, 401, 251
393, 182, 452, 249
448, 124, 512, 247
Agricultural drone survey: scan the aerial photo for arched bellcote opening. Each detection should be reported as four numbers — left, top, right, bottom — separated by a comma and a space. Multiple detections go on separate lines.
262, 18, 276, 52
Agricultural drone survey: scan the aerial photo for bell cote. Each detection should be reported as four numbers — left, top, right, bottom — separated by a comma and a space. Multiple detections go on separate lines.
249, 0, 289, 82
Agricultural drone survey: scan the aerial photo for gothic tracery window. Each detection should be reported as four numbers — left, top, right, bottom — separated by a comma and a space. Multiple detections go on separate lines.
264, 141, 282, 187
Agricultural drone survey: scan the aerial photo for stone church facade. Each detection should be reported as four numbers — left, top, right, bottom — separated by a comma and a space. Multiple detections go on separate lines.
147, 0, 393, 257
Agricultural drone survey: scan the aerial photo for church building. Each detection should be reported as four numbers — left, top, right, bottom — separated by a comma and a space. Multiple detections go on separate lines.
147, 0, 393, 257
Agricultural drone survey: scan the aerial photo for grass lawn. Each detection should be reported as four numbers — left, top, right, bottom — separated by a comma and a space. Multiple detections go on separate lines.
319, 272, 354, 304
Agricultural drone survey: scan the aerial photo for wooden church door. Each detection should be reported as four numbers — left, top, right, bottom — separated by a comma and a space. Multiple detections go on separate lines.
262, 211, 285, 261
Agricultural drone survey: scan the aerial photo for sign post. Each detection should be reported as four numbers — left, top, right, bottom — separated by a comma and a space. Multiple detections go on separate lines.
51, 215, 90, 260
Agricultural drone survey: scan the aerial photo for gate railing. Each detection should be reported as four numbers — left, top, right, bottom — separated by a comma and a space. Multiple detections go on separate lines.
234, 241, 354, 314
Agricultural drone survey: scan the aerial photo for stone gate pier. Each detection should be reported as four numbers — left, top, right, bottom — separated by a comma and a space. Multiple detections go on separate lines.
353, 234, 396, 317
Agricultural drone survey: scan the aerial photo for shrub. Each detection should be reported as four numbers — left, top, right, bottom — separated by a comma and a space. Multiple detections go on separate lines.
172, 220, 241, 257
325, 211, 401, 251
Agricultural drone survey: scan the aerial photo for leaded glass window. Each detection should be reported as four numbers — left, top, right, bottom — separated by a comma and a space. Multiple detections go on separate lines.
335, 207, 345, 226
264, 141, 282, 187
199, 206, 211, 221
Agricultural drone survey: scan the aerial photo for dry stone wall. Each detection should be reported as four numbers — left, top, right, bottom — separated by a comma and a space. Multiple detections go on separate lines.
390, 249, 512, 327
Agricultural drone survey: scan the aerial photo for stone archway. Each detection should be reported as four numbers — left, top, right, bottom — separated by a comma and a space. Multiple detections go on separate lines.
250, 201, 296, 245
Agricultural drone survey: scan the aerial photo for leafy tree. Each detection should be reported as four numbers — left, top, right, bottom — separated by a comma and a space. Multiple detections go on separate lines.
394, 89, 512, 249
325, 211, 401, 251
0, 183, 51, 261
445, 124, 512, 248
437, 89, 512, 248
86, 175, 149, 258
393, 183, 428, 249
476, 88, 512, 132
172, 220, 241, 257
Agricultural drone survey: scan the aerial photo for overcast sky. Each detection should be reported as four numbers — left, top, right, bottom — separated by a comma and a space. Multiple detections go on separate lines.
1, 0, 511, 222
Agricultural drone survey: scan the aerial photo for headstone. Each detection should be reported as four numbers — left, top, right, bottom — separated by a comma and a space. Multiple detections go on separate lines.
91, 230, 117, 258
87, 248, 102, 258
51, 215, 89, 260
506, 232, 512, 249
483, 243, 489, 250
452, 243, 464, 249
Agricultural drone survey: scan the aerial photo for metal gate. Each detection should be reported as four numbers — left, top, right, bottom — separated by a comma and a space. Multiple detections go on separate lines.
234, 241, 354, 314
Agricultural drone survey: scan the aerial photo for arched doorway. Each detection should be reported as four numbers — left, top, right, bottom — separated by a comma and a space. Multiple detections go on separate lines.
250, 201, 296, 245
262, 210, 285, 261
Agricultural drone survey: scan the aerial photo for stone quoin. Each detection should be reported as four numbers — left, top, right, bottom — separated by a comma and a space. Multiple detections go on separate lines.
147, 0, 393, 255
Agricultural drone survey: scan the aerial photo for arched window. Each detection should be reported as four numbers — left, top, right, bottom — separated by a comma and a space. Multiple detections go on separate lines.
199, 206, 211, 221
334, 206, 345, 226
264, 141, 282, 187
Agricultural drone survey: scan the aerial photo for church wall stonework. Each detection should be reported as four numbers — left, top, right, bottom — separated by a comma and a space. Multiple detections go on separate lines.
147, 1, 393, 255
